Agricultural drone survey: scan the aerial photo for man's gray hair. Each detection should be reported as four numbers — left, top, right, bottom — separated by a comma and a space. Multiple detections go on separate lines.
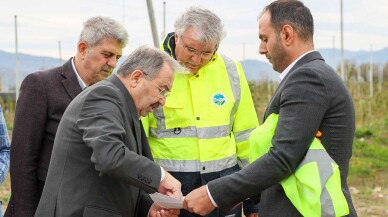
174, 6, 226, 45
117, 45, 185, 78
79, 16, 128, 48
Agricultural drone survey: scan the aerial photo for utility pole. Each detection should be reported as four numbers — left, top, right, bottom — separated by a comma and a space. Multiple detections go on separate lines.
58, 40, 62, 65
15, 15, 20, 100
163, 1, 166, 39
146, 0, 159, 48
340, 0, 345, 81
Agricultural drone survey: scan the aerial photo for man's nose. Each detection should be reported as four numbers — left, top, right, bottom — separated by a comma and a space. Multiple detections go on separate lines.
159, 97, 166, 106
108, 56, 118, 67
259, 42, 267, 55
190, 53, 202, 64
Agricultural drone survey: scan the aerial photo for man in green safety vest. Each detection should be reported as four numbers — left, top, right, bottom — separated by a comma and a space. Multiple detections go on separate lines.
183, 1, 357, 216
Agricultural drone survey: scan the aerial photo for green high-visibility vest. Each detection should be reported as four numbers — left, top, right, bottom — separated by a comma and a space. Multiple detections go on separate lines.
249, 113, 349, 217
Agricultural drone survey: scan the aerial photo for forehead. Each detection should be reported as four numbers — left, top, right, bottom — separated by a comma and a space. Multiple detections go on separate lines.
259, 12, 271, 30
182, 28, 217, 49
153, 62, 174, 88
92, 38, 123, 53
258, 12, 273, 36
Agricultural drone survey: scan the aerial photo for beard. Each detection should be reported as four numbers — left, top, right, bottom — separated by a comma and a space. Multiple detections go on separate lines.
270, 40, 288, 73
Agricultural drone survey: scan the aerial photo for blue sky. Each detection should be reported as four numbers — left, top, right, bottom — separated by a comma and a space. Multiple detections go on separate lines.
1, 0, 387, 62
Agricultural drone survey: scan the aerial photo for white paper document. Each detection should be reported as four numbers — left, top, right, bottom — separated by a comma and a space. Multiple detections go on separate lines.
149, 192, 183, 209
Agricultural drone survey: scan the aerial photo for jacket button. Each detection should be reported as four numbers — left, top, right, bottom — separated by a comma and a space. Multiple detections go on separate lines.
202, 166, 206, 170
196, 117, 200, 120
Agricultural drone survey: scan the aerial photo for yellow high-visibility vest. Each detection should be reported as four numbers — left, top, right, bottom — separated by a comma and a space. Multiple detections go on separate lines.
249, 113, 349, 217
142, 33, 258, 173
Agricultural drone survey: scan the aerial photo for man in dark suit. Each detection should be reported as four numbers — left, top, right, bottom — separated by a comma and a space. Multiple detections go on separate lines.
183, 0, 357, 216
35, 45, 183, 217
6, 16, 128, 217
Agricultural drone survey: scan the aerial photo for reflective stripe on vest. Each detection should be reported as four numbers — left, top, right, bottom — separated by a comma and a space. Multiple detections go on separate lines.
249, 113, 349, 217
155, 154, 238, 173
234, 128, 253, 143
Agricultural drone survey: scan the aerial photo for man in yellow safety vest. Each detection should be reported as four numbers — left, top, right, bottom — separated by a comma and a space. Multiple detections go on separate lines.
142, 6, 259, 217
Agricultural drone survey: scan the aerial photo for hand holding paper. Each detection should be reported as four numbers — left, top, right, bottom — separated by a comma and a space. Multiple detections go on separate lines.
158, 171, 183, 199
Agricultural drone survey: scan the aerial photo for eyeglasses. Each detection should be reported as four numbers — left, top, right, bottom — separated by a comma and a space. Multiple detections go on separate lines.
143, 73, 170, 98
150, 79, 170, 97
180, 36, 216, 60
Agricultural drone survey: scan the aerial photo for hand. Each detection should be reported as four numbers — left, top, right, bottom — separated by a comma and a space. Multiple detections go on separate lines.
183, 185, 215, 215
149, 203, 180, 217
159, 170, 182, 199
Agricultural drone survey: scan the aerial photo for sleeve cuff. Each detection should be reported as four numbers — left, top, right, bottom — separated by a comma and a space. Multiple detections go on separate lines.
160, 166, 165, 181
206, 184, 218, 207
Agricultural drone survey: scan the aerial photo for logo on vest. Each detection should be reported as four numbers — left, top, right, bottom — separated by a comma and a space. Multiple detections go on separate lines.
212, 93, 227, 107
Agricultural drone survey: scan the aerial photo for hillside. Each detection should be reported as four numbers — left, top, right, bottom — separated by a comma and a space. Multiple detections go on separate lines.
1, 47, 388, 90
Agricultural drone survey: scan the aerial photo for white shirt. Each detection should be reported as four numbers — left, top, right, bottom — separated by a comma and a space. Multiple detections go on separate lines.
279, 50, 316, 82
71, 57, 87, 90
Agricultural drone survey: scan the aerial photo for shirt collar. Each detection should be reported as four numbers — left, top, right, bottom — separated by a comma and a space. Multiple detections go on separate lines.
71, 57, 87, 90
279, 50, 315, 82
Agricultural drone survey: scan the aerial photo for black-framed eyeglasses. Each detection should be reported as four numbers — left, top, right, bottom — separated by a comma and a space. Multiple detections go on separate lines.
143, 72, 170, 98
180, 36, 216, 60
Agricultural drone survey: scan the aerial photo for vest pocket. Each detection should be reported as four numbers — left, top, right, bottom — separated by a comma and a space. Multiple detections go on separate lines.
161, 94, 192, 129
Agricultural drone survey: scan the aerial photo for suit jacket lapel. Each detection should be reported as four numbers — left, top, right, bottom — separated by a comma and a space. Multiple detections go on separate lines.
263, 51, 324, 121
107, 74, 142, 155
133, 118, 142, 155
61, 58, 83, 99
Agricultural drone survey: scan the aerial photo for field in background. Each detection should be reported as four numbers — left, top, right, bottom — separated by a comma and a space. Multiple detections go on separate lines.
1, 81, 387, 216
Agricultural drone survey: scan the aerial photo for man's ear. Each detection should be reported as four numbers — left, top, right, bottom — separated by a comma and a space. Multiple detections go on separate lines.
128, 70, 144, 87
78, 42, 88, 59
174, 33, 179, 43
281, 25, 294, 46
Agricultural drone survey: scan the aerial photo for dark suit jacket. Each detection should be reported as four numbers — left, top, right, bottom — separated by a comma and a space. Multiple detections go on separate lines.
6, 58, 83, 217
34, 74, 161, 217
208, 51, 357, 216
